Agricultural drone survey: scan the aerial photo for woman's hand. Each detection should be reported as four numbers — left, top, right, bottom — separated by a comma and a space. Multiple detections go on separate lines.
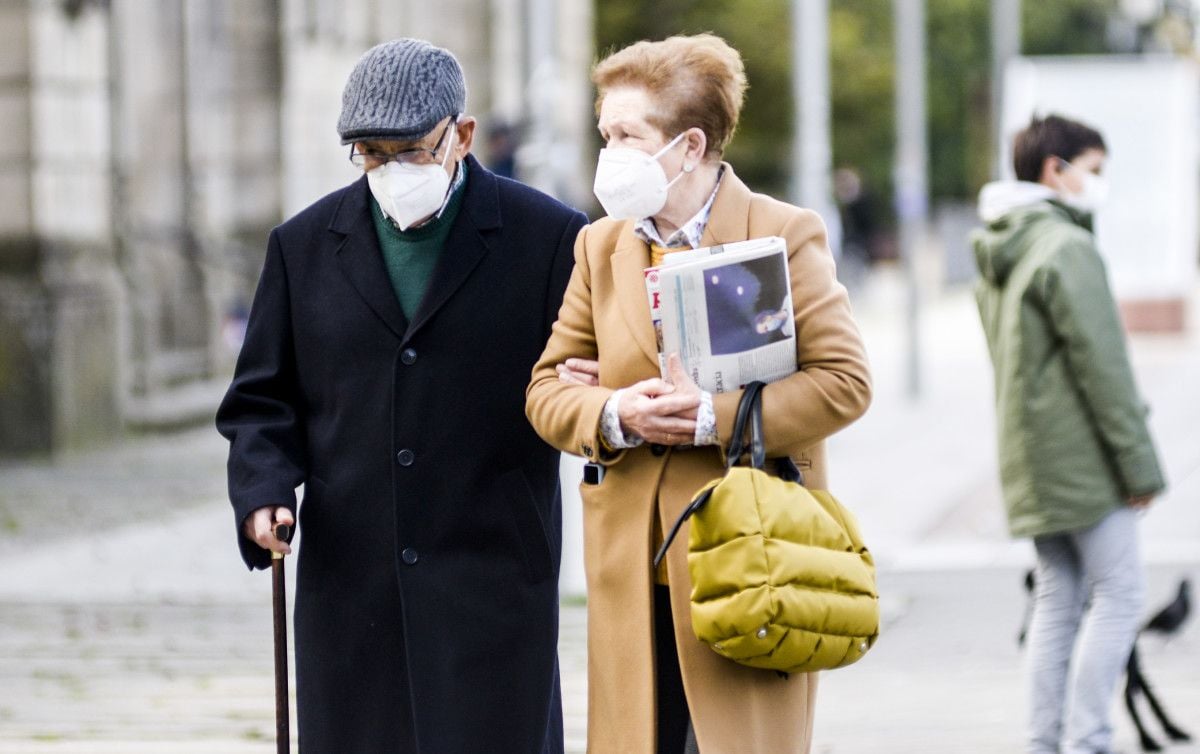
556, 358, 601, 386
617, 354, 701, 445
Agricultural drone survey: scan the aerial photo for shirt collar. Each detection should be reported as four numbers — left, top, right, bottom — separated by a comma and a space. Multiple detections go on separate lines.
633, 166, 724, 249
441, 159, 467, 212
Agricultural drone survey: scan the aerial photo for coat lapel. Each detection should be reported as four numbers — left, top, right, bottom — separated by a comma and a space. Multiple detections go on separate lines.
611, 225, 661, 368
405, 155, 499, 339
612, 164, 756, 369
330, 177, 409, 340
698, 163, 754, 248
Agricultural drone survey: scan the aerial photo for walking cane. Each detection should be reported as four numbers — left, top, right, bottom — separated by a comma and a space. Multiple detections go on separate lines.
272, 523, 292, 754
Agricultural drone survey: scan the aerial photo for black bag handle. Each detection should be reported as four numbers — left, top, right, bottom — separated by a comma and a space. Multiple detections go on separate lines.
653, 382, 767, 569
725, 381, 766, 471
748, 382, 766, 470
740, 382, 804, 486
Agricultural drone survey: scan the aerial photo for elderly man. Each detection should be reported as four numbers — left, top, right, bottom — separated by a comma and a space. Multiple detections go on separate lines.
217, 39, 586, 752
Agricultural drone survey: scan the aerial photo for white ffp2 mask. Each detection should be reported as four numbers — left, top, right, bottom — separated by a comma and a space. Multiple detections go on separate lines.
1056, 157, 1109, 214
592, 132, 688, 220
1062, 170, 1109, 213
366, 129, 456, 231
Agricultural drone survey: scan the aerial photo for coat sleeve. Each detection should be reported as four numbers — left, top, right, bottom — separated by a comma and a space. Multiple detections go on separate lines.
526, 224, 624, 464
1037, 240, 1166, 498
215, 229, 308, 570
711, 208, 873, 457
542, 210, 588, 342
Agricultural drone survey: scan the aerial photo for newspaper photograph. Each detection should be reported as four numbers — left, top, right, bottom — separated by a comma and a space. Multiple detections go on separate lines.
645, 236, 798, 393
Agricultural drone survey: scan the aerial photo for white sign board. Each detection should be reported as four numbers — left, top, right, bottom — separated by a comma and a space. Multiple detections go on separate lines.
1002, 56, 1199, 299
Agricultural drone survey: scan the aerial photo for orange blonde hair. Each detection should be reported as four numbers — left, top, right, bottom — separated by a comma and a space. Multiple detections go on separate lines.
592, 33, 747, 157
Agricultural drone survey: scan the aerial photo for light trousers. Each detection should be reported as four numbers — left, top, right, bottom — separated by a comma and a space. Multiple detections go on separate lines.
1026, 506, 1144, 754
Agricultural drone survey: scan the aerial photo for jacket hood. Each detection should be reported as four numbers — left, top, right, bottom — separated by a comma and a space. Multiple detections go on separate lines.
971, 181, 1093, 286
977, 180, 1056, 224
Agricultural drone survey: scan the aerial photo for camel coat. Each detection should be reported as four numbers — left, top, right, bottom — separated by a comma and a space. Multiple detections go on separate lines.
526, 165, 872, 753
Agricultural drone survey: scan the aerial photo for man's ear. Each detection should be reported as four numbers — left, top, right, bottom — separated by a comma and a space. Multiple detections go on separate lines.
454, 117, 477, 158
1038, 155, 1062, 187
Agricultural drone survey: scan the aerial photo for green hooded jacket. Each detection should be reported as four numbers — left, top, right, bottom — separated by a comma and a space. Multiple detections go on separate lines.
970, 188, 1165, 538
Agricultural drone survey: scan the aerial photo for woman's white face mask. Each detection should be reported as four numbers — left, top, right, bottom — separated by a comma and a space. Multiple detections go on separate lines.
366, 127, 457, 231
592, 132, 688, 220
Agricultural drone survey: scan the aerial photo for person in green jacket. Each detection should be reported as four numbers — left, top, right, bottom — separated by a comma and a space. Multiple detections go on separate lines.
972, 114, 1166, 754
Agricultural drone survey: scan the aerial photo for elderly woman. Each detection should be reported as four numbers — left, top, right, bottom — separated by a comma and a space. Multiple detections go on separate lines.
526, 34, 871, 753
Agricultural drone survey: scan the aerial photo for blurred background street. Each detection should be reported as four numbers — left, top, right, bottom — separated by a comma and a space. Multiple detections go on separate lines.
2, 0, 1199, 751
0, 272, 1196, 752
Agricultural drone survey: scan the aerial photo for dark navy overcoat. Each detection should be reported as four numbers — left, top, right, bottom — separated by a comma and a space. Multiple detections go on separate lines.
217, 155, 586, 753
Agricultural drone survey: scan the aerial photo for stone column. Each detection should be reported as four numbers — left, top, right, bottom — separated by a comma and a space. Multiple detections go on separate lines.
512, 0, 593, 208
181, 0, 282, 378
553, 0, 594, 210
110, 0, 211, 406
0, 0, 121, 454
278, 0, 362, 216
488, 0, 524, 125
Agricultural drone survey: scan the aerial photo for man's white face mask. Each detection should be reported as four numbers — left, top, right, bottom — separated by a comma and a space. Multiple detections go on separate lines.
1056, 156, 1109, 213
366, 122, 457, 231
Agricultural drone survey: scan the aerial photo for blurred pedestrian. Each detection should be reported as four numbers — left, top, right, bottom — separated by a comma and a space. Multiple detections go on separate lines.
485, 118, 519, 179
216, 38, 585, 753
971, 113, 1166, 754
526, 34, 871, 753
832, 166, 879, 289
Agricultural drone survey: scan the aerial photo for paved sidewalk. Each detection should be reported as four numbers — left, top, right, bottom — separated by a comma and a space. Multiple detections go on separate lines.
0, 275, 1196, 752
814, 567, 1199, 753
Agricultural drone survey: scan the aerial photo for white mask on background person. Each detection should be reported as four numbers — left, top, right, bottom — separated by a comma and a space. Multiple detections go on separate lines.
366, 127, 457, 231
1056, 158, 1109, 213
592, 131, 690, 220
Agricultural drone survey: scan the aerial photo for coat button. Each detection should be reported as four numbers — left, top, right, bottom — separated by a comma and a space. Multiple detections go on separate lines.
651, 444, 667, 456
396, 449, 415, 466
401, 548, 419, 565
400, 348, 417, 365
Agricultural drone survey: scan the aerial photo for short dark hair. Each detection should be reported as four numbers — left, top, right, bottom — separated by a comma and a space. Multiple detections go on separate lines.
1011, 114, 1107, 182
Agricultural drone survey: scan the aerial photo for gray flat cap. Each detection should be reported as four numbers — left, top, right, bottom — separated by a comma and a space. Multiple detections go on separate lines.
337, 39, 467, 145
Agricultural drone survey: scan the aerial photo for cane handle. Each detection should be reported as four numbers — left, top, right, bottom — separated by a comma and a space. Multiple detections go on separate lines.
272, 523, 291, 560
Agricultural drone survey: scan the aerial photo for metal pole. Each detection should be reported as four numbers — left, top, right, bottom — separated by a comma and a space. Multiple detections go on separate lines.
894, 0, 927, 399
791, 0, 838, 253
990, 0, 1021, 178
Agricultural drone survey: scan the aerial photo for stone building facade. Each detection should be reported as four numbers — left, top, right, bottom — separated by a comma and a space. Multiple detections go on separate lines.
0, 0, 593, 455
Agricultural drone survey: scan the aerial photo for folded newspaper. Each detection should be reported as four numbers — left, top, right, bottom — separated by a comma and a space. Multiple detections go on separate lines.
644, 236, 797, 393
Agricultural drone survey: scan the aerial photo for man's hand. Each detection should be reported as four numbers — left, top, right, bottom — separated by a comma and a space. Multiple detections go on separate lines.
556, 358, 600, 386
617, 354, 701, 445
243, 505, 294, 555
1127, 493, 1156, 510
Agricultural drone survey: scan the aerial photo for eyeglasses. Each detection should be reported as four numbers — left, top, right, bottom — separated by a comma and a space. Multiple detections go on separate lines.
349, 117, 457, 170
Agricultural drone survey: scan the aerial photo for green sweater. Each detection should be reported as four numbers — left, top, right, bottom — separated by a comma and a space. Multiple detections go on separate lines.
370, 164, 468, 320
971, 198, 1165, 538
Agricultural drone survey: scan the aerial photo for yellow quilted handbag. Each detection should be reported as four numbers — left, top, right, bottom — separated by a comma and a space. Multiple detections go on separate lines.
654, 382, 879, 674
